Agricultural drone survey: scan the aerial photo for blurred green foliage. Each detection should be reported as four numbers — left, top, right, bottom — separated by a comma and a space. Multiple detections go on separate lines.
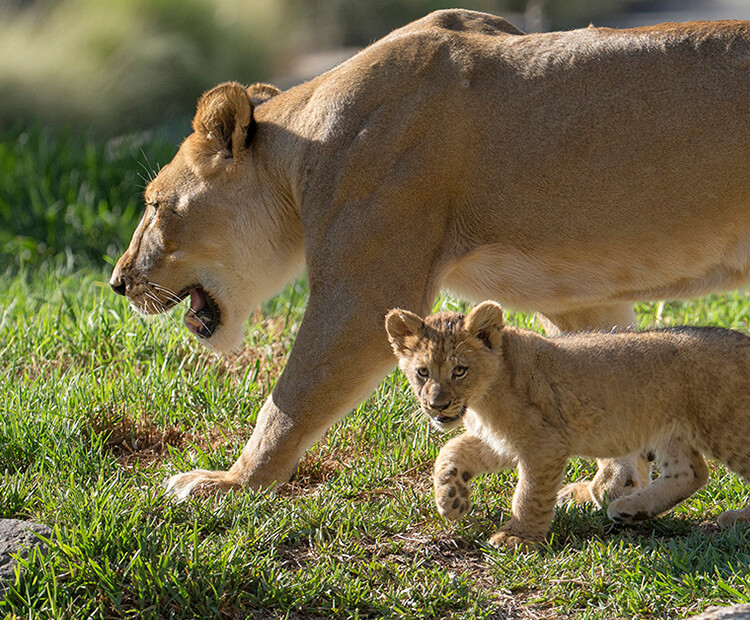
0, 0, 644, 133
0, 0, 284, 133
289, 0, 644, 48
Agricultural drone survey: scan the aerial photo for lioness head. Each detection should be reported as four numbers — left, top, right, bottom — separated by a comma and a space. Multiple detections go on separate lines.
385, 301, 505, 431
110, 82, 304, 353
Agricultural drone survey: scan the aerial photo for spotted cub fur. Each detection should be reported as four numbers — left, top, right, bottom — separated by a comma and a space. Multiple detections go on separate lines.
385, 301, 750, 549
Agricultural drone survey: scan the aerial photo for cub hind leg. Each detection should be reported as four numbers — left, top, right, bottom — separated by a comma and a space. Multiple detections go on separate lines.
711, 447, 750, 528
558, 454, 653, 508
607, 440, 708, 524
434, 432, 516, 521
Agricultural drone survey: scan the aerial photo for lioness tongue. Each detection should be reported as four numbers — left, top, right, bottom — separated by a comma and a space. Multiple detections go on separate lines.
185, 289, 208, 331
189, 289, 207, 313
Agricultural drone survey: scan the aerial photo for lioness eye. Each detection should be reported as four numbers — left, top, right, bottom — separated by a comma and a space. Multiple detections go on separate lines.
416, 367, 429, 379
453, 365, 468, 379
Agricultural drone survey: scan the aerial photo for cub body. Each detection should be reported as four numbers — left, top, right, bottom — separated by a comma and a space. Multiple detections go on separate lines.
386, 302, 750, 548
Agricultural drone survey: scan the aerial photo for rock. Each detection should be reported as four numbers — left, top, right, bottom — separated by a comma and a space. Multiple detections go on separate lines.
687, 605, 750, 619
0, 519, 52, 587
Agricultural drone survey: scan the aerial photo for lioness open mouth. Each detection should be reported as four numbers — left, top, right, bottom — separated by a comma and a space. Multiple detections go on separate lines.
183, 287, 221, 339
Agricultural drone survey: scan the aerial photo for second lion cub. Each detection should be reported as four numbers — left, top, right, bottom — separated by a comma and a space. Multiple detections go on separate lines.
385, 301, 750, 549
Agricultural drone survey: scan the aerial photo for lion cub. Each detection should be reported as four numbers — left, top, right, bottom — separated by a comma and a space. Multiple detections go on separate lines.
385, 301, 750, 549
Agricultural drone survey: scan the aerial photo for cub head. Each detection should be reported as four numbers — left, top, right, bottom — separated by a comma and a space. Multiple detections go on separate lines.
385, 301, 505, 431
109, 82, 304, 353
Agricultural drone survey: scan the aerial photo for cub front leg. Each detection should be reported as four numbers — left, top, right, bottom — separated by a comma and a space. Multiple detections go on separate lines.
434, 432, 516, 520
489, 456, 567, 551
607, 441, 708, 523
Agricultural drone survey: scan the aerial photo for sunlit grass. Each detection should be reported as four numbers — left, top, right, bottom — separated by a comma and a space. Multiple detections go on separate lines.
2, 124, 750, 618
1, 261, 749, 618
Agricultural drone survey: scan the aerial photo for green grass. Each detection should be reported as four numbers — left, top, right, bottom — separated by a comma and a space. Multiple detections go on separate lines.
1, 125, 750, 618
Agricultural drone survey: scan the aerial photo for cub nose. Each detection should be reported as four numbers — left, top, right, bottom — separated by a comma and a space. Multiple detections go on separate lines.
429, 400, 452, 411
110, 275, 127, 296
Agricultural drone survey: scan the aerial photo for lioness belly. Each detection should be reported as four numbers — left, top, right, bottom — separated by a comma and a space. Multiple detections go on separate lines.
441, 233, 750, 314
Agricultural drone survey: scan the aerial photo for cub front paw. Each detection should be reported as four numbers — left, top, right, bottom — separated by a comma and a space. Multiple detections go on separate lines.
606, 495, 653, 524
165, 469, 240, 501
488, 530, 538, 551
434, 467, 471, 520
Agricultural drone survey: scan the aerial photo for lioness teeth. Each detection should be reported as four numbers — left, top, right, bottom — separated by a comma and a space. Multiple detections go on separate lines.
185, 313, 203, 329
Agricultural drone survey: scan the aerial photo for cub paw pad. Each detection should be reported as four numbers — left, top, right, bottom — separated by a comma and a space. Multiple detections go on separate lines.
607, 498, 653, 524
488, 531, 537, 551
434, 469, 471, 520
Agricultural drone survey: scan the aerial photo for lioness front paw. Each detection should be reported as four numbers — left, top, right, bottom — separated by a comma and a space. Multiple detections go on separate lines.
165, 469, 241, 501
434, 467, 471, 520
606, 495, 654, 524
488, 530, 538, 551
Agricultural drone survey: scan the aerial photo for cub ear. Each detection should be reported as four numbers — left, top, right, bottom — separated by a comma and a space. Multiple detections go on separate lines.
385, 309, 425, 355
465, 301, 505, 350
246, 82, 281, 106
191, 82, 255, 166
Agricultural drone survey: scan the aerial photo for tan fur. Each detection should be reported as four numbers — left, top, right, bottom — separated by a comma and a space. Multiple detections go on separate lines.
386, 301, 750, 548
109, 9, 750, 501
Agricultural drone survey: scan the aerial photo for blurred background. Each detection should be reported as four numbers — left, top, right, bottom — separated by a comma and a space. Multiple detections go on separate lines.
2, 0, 750, 269
3, 0, 750, 134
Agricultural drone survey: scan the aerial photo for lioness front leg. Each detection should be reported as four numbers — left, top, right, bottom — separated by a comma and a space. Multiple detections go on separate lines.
434, 432, 516, 520
607, 441, 708, 523
540, 303, 654, 506
166, 270, 435, 499
489, 456, 567, 551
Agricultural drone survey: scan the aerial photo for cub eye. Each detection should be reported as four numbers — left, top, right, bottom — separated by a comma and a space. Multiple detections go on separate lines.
416, 367, 429, 379
452, 365, 468, 379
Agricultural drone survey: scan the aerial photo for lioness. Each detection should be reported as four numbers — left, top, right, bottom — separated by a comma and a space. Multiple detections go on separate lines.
386, 302, 750, 548
109, 9, 750, 503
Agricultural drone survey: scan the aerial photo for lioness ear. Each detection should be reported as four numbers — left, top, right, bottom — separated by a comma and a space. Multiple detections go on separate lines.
246, 82, 281, 106
465, 301, 505, 350
385, 309, 425, 355
192, 82, 255, 165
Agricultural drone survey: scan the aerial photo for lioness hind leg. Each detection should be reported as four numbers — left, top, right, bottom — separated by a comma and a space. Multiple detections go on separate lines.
607, 441, 708, 524
716, 462, 750, 528
717, 507, 750, 528
434, 432, 515, 520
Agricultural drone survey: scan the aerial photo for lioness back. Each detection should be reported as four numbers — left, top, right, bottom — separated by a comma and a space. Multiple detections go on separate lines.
312, 13, 750, 313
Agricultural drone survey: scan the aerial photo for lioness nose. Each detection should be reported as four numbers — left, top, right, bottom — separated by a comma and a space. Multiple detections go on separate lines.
110, 275, 127, 296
